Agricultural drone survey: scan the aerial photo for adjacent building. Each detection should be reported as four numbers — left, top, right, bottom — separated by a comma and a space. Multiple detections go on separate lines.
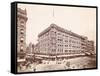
17, 8, 28, 64
34, 43, 39, 54
26, 43, 34, 63
87, 40, 95, 54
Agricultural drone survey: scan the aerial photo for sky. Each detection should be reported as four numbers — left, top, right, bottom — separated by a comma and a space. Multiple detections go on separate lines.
18, 3, 96, 45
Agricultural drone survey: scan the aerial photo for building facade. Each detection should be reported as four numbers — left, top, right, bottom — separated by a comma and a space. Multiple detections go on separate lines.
87, 40, 94, 54
26, 43, 35, 63
17, 8, 28, 64
36, 23, 94, 59
34, 43, 39, 54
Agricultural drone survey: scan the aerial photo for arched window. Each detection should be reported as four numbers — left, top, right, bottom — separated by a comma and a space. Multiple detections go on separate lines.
20, 20, 24, 24
20, 37, 24, 43
20, 29, 24, 34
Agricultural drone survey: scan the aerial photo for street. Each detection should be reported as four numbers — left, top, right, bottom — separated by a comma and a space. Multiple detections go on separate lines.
18, 55, 96, 72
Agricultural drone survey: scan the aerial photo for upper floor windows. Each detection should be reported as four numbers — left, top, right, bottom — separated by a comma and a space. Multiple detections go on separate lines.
65, 45, 68, 47
20, 37, 24, 43
20, 20, 25, 24
58, 33, 61, 35
20, 29, 24, 34
65, 40, 68, 42
65, 50, 68, 52
58, 39, 63, 41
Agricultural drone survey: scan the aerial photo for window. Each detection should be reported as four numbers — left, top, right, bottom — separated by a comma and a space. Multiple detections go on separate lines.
20, 49, 23, 52
58, 39, 63, 41
52, 49, 56, 52
65, 45, 68, 47
65, 36, 68, 37
65, 40, 68, 42
58, 33, 61, 35
65, 50, 68, 52
19, 56, 24, 59
20, 24, 24, 28
20, 29, 24, 34
58, 44, 59, 47
20, 37, 24, 43
20, 46, 24, 52
20, 20, 24, 24
69, 44, 71, 47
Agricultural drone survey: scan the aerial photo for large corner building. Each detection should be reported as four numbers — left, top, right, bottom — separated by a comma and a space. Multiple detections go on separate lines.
35, 23, 94, 60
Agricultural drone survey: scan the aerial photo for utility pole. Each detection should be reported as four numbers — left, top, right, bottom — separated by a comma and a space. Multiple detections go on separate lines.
52, 8, 55, 23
